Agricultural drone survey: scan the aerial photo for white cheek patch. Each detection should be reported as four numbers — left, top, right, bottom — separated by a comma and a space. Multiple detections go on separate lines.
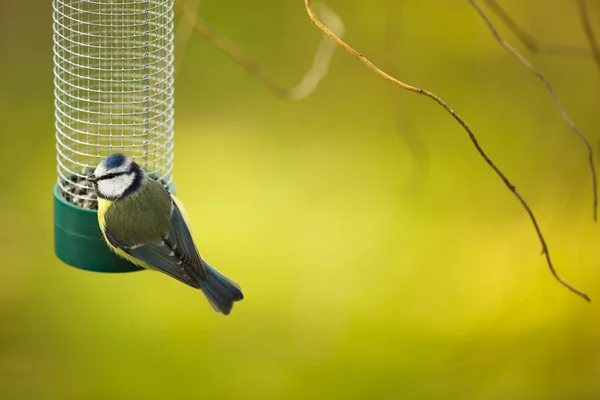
95, 158, 133, 177
97, 173, 135, 199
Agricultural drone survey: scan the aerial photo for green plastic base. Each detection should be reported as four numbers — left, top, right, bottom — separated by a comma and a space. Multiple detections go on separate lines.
53, 179, 175, 273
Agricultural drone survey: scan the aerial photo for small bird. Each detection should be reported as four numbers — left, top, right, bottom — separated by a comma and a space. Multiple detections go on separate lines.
87, 153, 243, 315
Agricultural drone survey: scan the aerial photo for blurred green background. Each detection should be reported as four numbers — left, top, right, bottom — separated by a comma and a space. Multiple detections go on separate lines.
2, 0, 600, 398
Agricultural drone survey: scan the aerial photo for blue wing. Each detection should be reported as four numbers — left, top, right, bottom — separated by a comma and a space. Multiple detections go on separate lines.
163, 199, 208, 280
104, 188, 243, 314
103, 195, 207, 288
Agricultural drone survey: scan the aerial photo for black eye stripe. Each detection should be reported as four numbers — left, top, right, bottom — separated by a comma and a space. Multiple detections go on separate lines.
96, 171, 129, 181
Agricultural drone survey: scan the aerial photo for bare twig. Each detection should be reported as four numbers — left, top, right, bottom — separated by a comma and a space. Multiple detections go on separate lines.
484, 0, 590, 58
383, 0, 429, 193
304, 0, 590, 301
577, 0, 600, 73
470, 0, 597, 224
175, 0, 344, 100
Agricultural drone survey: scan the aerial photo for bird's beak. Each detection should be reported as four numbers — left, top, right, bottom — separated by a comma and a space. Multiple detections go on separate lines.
86, 175, 97, 182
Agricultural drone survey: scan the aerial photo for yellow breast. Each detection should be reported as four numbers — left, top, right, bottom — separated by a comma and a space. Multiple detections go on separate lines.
96, 194, 191, 269
97, 197, 151, 269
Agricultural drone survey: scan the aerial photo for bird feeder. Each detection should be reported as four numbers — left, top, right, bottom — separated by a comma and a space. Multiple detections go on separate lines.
53, 0, 176, 273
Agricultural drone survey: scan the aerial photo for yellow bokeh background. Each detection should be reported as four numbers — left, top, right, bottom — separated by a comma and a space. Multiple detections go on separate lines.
1, 0, 600, 398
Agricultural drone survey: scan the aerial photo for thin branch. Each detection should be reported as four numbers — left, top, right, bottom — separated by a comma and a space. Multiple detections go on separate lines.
470, 0, 597, 224
577, 0, 600, 73
484, 0, 590, 58
304, 0, 590, 302
174, 0, 344, 100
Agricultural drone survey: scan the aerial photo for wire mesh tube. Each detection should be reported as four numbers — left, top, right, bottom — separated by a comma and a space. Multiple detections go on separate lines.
52, 0, 175, 272
53, 0, 175, 208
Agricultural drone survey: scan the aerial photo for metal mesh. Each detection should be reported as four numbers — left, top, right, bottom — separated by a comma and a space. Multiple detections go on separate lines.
53, 0, 175, 206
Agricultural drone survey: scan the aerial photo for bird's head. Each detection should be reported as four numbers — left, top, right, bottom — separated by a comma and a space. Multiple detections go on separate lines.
87, 153, 146, 200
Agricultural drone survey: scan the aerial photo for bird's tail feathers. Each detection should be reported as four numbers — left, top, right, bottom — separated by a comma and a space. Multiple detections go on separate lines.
192, 261, 243, 315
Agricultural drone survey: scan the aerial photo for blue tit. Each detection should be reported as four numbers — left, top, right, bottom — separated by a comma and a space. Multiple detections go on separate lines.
86, 153, 243, 315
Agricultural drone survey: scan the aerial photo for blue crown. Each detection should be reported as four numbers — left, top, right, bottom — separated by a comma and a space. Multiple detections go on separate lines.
104, 153, 127, 169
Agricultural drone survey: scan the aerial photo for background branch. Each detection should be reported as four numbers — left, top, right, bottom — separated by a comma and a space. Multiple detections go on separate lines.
577, 0, 600, 73
304, 0, 590, 302
174, 0, 201, 79
472, 0, 598, 223
383, 0, 429, 194
484, 0, 590, 58
174, 0, 344, 100
575, 0, 600, 175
